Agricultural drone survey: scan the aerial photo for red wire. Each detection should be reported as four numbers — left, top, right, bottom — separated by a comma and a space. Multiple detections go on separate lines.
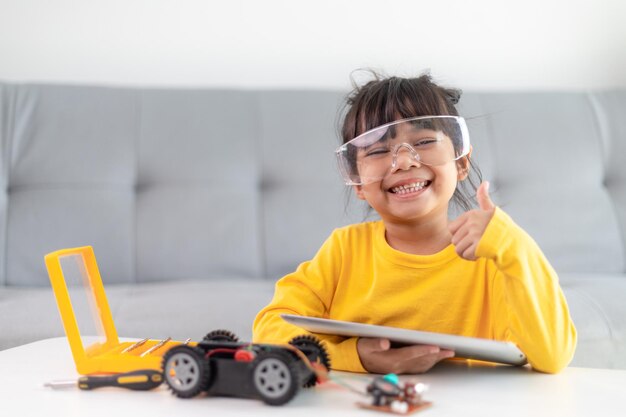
205, 348, 239, 358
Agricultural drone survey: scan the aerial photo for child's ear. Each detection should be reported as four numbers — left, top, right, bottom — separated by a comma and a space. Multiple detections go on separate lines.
353, 185, 366, 200
457, 146, 473, 181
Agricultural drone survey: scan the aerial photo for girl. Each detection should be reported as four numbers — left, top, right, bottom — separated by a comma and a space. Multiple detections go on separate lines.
253, 72, 577, 374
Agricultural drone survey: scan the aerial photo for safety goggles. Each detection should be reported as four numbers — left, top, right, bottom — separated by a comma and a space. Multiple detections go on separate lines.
335, 115, 471, 185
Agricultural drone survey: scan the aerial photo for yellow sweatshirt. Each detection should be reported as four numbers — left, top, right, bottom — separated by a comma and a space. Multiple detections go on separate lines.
253, 207, 577, 374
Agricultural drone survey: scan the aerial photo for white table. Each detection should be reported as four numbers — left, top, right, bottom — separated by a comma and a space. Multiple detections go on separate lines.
1, 338, 625, 416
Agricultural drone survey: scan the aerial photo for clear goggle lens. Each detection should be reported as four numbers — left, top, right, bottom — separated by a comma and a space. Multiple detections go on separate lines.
335, 116, 470, 185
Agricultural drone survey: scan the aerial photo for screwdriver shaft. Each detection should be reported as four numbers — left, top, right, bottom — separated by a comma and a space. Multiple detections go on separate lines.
44, 380, 78, 389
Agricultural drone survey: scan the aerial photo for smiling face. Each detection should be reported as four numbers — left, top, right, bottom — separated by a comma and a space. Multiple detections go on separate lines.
340, 73, 474, 220
353, 122, 471, 224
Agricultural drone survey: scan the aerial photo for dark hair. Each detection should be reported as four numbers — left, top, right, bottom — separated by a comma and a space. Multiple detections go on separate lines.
338, 69, 483, 213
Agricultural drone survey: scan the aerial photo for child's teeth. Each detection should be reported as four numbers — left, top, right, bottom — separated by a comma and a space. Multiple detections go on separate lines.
392, 181, 428, 194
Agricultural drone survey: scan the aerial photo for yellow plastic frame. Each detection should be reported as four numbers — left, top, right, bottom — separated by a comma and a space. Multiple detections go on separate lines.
45, 246, 183, 374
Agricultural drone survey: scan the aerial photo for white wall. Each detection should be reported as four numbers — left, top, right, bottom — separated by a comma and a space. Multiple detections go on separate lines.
1, 0, 625, 91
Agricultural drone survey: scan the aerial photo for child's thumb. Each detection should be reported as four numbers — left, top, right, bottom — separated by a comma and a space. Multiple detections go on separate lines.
477, 181, 495, 211
378, 338, 391, 351
364, 338, 390, 352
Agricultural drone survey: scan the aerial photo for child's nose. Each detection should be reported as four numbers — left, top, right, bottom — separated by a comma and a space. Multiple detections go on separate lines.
392, 143, 422, 170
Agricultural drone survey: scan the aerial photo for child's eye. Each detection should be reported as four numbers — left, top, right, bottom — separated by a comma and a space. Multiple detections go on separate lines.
413, 138, 438, 147
365, 148, 389, 157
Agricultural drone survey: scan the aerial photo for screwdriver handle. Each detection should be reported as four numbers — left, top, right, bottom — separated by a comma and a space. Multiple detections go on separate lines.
78, 370, 163, 391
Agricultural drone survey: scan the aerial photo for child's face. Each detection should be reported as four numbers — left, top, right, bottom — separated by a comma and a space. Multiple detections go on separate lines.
353, 142, 471, 224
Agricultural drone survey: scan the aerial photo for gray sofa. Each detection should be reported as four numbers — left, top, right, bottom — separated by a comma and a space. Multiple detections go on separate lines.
0, 83, 624, 370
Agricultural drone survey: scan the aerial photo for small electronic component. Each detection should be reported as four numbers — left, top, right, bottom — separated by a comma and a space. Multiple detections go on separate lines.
357, 374, 432, 415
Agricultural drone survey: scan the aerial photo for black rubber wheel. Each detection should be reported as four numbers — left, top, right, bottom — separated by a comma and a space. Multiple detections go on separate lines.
252, 350, 300, 406
162, 345, 210, 398
202, 329, 240, 342
289, 335, 331, 387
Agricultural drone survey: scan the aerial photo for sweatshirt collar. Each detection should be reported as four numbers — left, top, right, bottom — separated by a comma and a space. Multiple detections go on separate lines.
373, 220, 459, 268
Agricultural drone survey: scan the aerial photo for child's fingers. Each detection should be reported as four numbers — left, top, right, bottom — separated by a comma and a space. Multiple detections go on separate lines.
463, 243, 479, 260
448, 213, 469, 235
450, 222, 471, 246
393, 344, 440, 361
401, 348, 453, 374
438, 349, 455, 360
367, 345, 452, 374
453, 234, 475, 258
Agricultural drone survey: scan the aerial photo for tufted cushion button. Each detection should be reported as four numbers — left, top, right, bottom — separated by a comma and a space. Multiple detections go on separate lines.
259, 178, 274, 192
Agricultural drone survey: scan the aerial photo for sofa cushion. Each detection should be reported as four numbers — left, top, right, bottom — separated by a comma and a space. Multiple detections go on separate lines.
561, 273, 626, 369
258, 91, 370, 278
2, 86, 266, 286
6, 85, 136, 285
136, 90, 264, 281
457, 93, 625, 275
589, 92, 626, 268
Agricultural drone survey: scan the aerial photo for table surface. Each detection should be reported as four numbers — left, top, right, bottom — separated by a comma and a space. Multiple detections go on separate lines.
2, 337, 625, 416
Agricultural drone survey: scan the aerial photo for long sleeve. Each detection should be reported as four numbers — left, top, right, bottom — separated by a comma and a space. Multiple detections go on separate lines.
476, 207, 577, 373
252, 231, 367, 372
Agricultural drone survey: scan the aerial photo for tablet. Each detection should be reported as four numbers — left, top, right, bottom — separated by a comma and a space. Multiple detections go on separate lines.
281, 314, 527, 366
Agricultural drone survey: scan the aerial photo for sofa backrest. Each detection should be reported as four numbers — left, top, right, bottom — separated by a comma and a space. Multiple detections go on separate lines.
457, 92, 626, 275
0, 83, 624, 286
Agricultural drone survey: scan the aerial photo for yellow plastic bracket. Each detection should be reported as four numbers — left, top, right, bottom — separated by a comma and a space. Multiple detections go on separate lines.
45, 246, 183, 374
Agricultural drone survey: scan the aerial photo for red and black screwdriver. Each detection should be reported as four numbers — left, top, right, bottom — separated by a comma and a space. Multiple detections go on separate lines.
44, 369, 163, 391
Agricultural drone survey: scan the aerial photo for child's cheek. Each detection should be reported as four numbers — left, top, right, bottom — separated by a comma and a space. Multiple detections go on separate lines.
436, 171, 460, 200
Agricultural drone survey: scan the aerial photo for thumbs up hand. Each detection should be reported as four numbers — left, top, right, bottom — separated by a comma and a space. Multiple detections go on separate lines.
448, 181, 497, 261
